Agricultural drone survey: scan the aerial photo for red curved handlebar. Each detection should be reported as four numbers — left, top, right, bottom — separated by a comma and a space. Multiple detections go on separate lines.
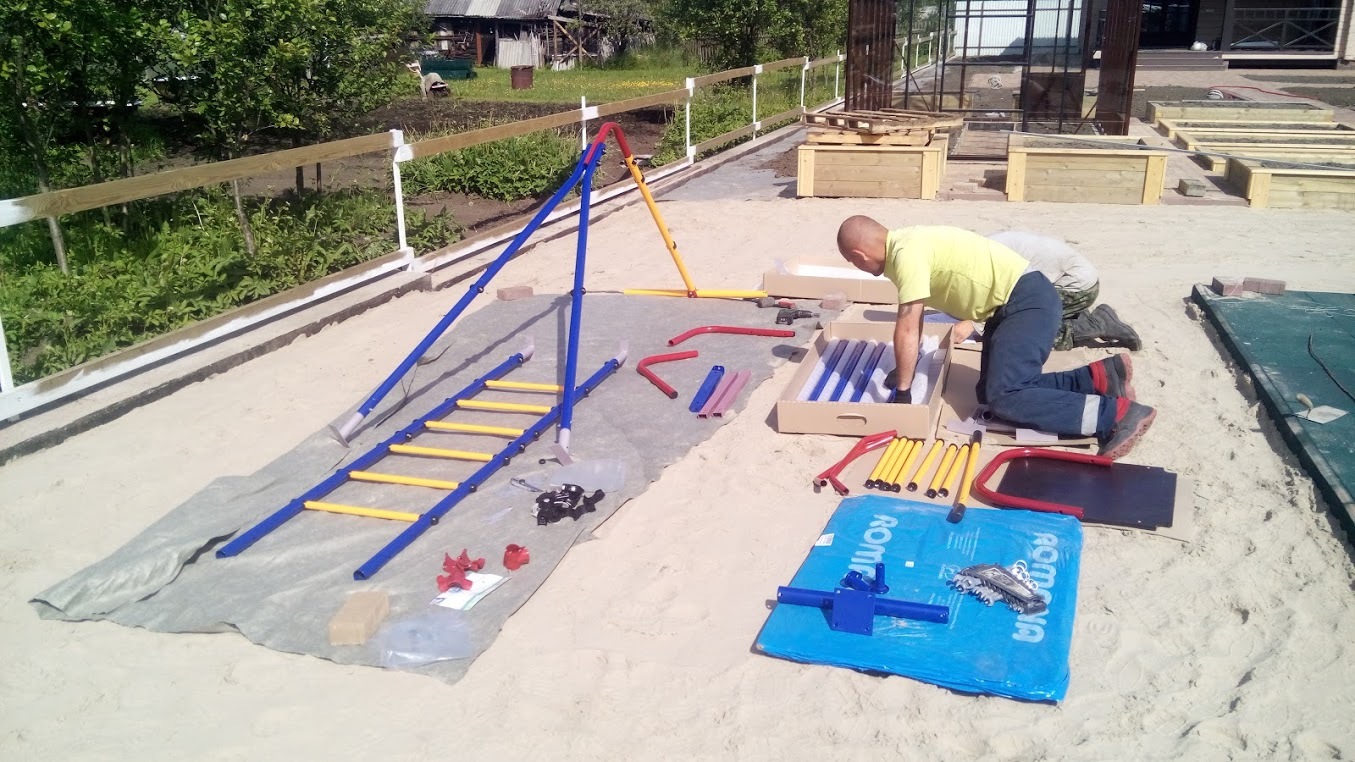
971, 446, 1113, 519
667, 326, 797, 346
636, 350, 699, 398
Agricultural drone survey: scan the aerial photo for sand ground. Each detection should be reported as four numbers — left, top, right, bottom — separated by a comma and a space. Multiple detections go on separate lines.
3, 172, 1355, 759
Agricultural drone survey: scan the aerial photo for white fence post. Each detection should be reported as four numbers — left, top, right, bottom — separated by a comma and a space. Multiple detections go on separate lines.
580, 96, 588, 152
752, 64, 762, 140
800, 57, 809, 108
684, 78, 695, 159
390, 130, 413, 263
0, 314, 14, 395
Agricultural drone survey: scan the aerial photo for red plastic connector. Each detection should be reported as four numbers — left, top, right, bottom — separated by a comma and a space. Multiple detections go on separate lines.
504, 544, 530, 571
636, 349, 699, 398
437, 549, 486, 591
971, 447, 1113, 519
666, 325, 797, 346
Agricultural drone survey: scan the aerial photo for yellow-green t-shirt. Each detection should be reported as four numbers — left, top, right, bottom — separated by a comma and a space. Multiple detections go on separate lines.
884, 226, 1030, 321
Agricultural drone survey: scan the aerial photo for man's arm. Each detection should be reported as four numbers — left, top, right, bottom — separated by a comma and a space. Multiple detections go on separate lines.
892, 300, 925, 402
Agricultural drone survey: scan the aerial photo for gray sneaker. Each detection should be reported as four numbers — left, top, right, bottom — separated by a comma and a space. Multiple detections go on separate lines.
1099, 401, 1156, 459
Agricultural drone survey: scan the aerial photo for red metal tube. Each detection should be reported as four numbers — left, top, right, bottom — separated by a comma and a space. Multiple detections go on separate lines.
636, 350, 698, 399
972, 447, 1113, 519
814, 430, 897, 495
667, 325, 797, 346
708, 370, 752, 417
584, 122, 634, 164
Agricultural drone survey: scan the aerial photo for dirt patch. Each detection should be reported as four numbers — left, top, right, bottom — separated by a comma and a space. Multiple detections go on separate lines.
1259, 159, 1355, 170
757, 146, 799, 178
1016, 137, 1141, 150
1277, 87, 1355, 109
1133, 87, 1211, 119
1245, 74, 1355, 85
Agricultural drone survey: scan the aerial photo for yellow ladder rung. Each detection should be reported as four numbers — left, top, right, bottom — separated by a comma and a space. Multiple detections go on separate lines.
424, 421, 524, 436
389, 444, 494, 461
484, 380, 564, 393
303, 501, 419, 522
457, 400, 552, 414
349, 471, 461, 490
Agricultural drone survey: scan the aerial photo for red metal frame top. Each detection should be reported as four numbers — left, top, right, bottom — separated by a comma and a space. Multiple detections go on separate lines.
584, 122, 635, 164
971, 447, 1116, 519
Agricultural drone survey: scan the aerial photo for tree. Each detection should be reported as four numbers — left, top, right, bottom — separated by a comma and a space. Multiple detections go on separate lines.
661, 0, 843, 68
592, 0, 651, 59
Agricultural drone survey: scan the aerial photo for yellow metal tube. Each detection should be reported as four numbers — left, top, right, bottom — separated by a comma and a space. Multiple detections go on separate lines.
623, 155, 699, 295
884, 440, 918, 487
484, 380, 563, 392
957, 440, 982, 506
349, 471, 461, 490
927, 445, 959, 497
303, 501, 419, 522
389, 444, 493, 461
874, 438, 908, 490
424, 421, 524, 436
890, 439, 925, 488
907, 440, 944, 492
940, 445, 970, 498
866, 438, 902, 485
457, 400, 551, 414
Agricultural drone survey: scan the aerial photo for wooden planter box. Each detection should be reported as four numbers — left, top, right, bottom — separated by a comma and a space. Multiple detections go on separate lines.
1156, 118, 1353, 141
1174, 129, 1355, 171
1149, 100, 1333, 125
1225, 157, 1355, 209
797, 142, 947, 199
1005, 134, 1167, 204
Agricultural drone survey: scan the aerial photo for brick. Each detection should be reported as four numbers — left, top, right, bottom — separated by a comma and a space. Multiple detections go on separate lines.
327, 591, 390, 646
1178, 178, 1207, 197
1211, 277, 1244, 297
820, 293, 850, 311
1243, 277, 1286, 295
496, 285, 534, 301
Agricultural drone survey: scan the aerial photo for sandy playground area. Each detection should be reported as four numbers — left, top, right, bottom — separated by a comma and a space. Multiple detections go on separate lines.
2, 176, 1355, 759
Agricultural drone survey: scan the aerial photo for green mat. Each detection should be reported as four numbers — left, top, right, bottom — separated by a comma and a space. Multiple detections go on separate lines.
1194, 286, 1355, 533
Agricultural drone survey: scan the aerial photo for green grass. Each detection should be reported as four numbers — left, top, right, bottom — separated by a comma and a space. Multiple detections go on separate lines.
452, 64, 694, 104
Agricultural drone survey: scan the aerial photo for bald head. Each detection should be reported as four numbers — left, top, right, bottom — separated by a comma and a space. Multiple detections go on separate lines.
836, 215, 888, 275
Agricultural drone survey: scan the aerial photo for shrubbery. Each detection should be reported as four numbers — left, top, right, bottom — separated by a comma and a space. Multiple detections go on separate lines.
401, 131, 581, 201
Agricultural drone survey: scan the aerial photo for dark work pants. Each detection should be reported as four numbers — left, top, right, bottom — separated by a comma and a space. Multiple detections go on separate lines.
978, 273, 1117, 437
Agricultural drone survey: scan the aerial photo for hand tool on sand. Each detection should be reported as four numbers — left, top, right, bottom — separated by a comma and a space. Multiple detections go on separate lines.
776, 308, 819, 326
776, 563, 950, 635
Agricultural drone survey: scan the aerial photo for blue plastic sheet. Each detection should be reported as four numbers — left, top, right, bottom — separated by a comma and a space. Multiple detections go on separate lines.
755, 495, 1083, 702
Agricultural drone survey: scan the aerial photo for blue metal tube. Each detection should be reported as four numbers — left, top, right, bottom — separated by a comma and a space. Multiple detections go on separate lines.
850, 342, 888, 403
353, 355, 622, 580
776, 586, 951, 624
829, 340, 869, 402
808, 340, 848, 401
344, 151, 593, 431
558, 148, 603, 440
216, 352, 526, 559
688, 365, 726, 413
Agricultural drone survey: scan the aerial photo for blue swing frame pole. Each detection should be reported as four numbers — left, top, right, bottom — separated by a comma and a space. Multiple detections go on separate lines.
353, 352, 623, 580
557, 146, 603, 449
333, 151, 596, 444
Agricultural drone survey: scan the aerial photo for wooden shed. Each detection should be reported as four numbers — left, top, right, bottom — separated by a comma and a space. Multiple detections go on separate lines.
424, 0, 608, 69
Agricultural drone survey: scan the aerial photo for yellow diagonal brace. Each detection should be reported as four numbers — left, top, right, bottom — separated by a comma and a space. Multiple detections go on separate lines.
485, 380, 563, 392
457, 400, 551, 414
623, 288, 768, 299
389, 444, 494, 461
303, 501, 419, 522
623, 154, 698, 295
424, 421, 524, 436
349, 471, 461, 490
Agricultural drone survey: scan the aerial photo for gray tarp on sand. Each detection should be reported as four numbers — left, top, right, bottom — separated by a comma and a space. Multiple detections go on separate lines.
32, 293, 826, 683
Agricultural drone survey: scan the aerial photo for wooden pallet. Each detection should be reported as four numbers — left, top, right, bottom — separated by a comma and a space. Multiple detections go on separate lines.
803, 108, 962, 135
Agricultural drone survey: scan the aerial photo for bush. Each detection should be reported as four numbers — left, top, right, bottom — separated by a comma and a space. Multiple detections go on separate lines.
0, 188, 458, 383
401, 131, 580, 201
653, 85, 752, 165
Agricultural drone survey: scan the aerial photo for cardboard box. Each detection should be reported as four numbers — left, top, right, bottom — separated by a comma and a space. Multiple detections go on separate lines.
763, 258, 898, 304
775, 321, 950, 437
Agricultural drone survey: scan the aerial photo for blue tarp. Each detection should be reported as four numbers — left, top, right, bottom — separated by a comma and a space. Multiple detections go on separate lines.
755, 496, 1083, 702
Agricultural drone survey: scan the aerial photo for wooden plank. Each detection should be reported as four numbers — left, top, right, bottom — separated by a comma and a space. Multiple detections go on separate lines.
798, 145, 815, 196
694, 123, 756, 154
1024, 185, 1143, 204
1006, 151, 1027, 202
1269, 175, 1355, 194
593, 88, 688, 118
761, 106, 806, 127
1143, 154, 1167, 204
808, 55, 840, 69
1023, 168, 1146, 185
1248, 171, 1272, 208
921, 149, 939, 200
1025, 156, 1150, 171
1267, 190, 1355, 209
692, 66, 756, 87
812, 179, 925, 198
806, 131, 931, 146
407, 109, 583, 160
4, 132, 396, 224
761, 56, 808, 73
811, 151, 926, 168
812, 165, 922, 183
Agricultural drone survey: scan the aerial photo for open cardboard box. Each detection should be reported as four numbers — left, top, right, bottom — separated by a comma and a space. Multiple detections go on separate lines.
775, 320, 950, 438
763, 258, 899, 304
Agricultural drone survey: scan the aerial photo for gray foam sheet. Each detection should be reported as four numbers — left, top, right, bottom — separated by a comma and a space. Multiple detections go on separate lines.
31, 293, 825, 683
